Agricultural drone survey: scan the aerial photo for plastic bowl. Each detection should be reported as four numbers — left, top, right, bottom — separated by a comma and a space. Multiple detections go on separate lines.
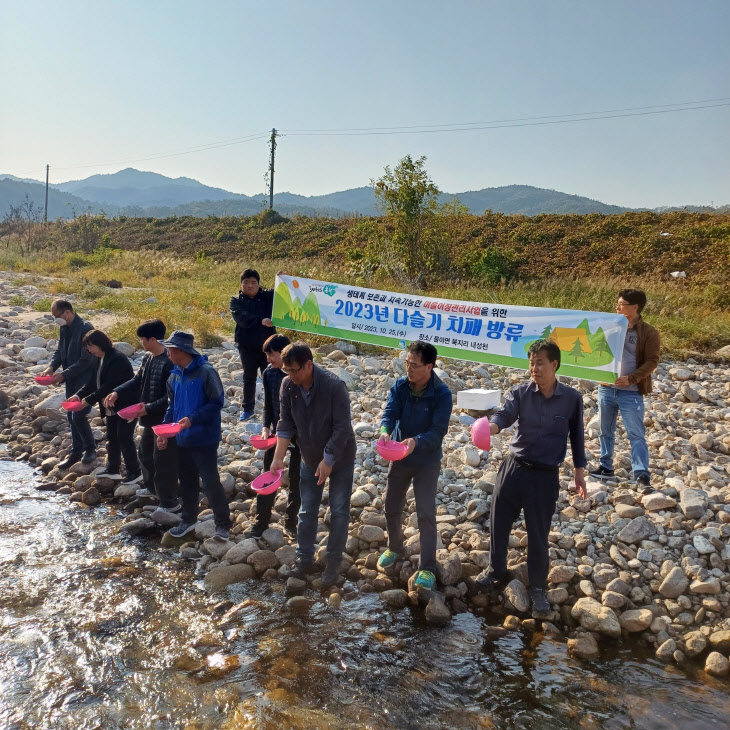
251, 469, 284, 495
35, 375, 55, 385
376, 440, 409, 462
249, 435, 277, 450
61, 400, 86, 412
471, 417, 492, 451
117, 403, 145, 419
152, 423, 182, 437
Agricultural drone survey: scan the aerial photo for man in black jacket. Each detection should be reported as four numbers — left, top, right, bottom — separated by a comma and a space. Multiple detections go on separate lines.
105, 319, 179, 513
230, 269, 275, 422
42, 299, 96, 469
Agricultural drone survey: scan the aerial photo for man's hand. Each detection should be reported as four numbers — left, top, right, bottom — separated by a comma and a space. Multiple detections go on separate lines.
378, 431, 391, 443
613, 376, 630, 387
262, 427, 271, 439
178, 417, 192, 430
490, 422, 500, 435
104, 392, 118, 409
315, 459, 332, 485
262, 318, 273, 327
51, 373, 64, 385
137, 405, 147, 417
41, 366, 54, 377
270, 457, 285, 474
402, 438, 416, 456
67, 395, 81, 403
157, 436, 168, 450
575, 468, 587, 500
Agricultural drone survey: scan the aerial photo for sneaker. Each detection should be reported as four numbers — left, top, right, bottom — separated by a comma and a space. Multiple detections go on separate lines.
636, 474, 651, 487
530, 586, 551, 615
282, 559, 316, 579
58, 454, 82, 470
153, 504, 182, 514
244, 524, 267, 539
473, 569, 512, 593
414, 570, 436, 590
214, 527, 230, 541
377, 549, 400, 569
97, 468, 123, 480
81, 450, 98, 465
135, 487, 153, 496
121, 474, 143, 486
238, 410, 254, 422
589, 466, 615, 480
321, 559, 342, 589
168, 521, 197, 538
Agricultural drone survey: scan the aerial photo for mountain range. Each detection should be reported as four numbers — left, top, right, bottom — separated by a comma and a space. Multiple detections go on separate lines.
0, 168, 724, 220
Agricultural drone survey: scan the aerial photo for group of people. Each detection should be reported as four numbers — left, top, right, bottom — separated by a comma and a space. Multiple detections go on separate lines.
43, 276, 660, 612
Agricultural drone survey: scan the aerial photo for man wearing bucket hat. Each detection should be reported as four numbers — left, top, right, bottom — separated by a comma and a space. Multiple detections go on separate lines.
156, 331, 232, 541
473, 339, 586, 616
376, 341, 453, 591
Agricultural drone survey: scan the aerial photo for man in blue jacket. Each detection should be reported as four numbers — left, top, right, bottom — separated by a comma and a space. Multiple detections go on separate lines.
377, 342, 453, 590
155, 331, 232, 541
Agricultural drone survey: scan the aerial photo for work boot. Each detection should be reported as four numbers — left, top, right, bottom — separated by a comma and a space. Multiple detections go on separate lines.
321, 559, 342, 589
282, 559, 316, 580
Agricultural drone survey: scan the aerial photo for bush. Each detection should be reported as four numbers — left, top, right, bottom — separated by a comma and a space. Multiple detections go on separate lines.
469, 246, 519, 284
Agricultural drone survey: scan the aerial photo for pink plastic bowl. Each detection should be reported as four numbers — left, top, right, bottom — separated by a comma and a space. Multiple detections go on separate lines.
61, 400, 86, 412
376, 440, 409, 462
251, 469, 284, 495
471, 417, 492, 451
250, 435, 278, 450
117, 403, 145, 419
152, 423, 182, 437
35, 375, 55, 385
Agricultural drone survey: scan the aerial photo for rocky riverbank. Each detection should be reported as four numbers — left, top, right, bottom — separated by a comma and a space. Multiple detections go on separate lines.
1, 277, 729, 679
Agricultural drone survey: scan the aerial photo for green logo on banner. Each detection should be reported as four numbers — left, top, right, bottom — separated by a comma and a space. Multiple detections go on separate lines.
322, 285, 337, 297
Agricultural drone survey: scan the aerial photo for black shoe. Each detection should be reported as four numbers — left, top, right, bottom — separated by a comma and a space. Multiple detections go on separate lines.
589, 466, 615, 480
636, 474, 651, 487
474, 569, 512, 593
81, 450, 98, 465
284, 520, 297, 537
530, 587, 551, 615
58, 454, 82, 470
244, 524, 267, 539
321, 559, 342, 589
282, 560, 316, 580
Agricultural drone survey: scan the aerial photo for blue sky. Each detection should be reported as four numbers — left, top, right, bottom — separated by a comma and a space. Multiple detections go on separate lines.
2, 1, 728, 206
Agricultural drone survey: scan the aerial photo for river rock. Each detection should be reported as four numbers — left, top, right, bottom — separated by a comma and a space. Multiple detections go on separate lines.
20, 347, 49, 363
466, 498, 489, 521
571, 598, 621, 637
225, 539, 260, 564
81, 487, 101, 506
114, 483, 139, 500
261, 528, 287, 551
548, 565, 577, 584
203, 537, 234, 560
285, 577, 307, 595
641, 493, 677, 511
113, 342, 136, 357
195, 519, 216, 541
119, 518, 156, 536
658, 566, 689, 598
24, 336, 47, 348
149, 509, 183, 527
680, 489, 707, 519
708, 630, 730, 653
436, 551, 462, 586
689, 577, 721, 595
275, 544, 297, 566
656, 639, 678, 662
247, 550, 279, 573
425, 596, 451, 625
381, 589, 409, 608
351, 489, 372, 508
567, 632, 600, 660
704, 652, 730, 677
616, 516, 654, 544
683, 631, 708, 658
287, 596, 315, 612
618, 609, 653, 632
33, 392, 67, 419
204, 564, 255, 593
359, 525, 385, 543
692, 535, 716, 554
504, 579, 531, 613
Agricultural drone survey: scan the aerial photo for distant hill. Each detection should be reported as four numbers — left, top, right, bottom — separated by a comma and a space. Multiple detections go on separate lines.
0, 168, 725, 219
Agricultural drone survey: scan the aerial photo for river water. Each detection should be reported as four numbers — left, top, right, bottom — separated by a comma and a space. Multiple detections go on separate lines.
1, 459, 729, 729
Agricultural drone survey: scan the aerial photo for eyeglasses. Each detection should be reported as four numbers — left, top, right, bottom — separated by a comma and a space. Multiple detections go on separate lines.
616, 300, 634, 309
404, 360, 427, 370
283, 366, 302, 375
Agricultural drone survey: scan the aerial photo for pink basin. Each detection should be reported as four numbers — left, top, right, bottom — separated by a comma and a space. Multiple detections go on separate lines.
251, 469, 284, 495
152, 423, 182, 437
35, 375, 55, 385
250, 435, 278, 450
61, 400, 86, 412
117, 403, 145, 419
471, 417, 491, 451
376, 440, 409, 462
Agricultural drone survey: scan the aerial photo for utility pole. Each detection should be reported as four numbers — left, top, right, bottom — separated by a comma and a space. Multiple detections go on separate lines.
44, 164, 50, 223
268, 128, 277, 210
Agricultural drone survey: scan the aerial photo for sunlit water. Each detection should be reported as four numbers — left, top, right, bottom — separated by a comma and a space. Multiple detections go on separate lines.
1, 459, 729, 729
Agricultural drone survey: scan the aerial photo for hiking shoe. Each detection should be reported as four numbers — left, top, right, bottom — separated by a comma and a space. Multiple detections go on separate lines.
636, 474, 651, 487
414, 570, 436, 590
244, 524, 267, 539
238, 410, 254, 422
58, 454, 82, 470
122, 474, 143, 486
589, 466, 615, 480
530, 587, 551, 615
282, 560, 316, 579
97, 468, 123, 480
214, 527, 230, 541
377, 549, 400, 569
321, 559, 342, 589
81, 450, 98, 465
135, 487, 153, 496
168, 522, 197, 538
474, 569, 512, 593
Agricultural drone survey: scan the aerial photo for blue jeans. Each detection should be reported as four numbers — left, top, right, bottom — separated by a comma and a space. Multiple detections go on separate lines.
598, 385, 649, 478
297, 460, 354, 564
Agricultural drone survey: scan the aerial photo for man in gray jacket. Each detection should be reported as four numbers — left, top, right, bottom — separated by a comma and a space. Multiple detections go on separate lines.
270, 341, 356, 589
42, 299, 96, 468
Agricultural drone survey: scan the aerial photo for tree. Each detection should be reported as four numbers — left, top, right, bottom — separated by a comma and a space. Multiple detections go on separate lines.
594, 327, 609, 357
570, 338, 583, 363
541, 324, 553, 339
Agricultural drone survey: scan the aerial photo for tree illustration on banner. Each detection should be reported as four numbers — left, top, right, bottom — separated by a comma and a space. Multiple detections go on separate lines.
571, 338, 583, 363
541, 324, 552, 339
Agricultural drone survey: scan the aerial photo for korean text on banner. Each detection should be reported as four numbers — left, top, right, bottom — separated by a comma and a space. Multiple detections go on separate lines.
272, 276, 627, 382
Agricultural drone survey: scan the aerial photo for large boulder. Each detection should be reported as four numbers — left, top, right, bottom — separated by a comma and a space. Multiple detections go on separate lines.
618, 609, 653, 633
203, 564, 255, 593
33, 392, 67, 420
20, 347, 49, 363
571, 598, 621, 637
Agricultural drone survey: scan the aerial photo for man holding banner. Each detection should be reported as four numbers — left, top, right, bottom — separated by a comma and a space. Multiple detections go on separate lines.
474, 339, 587, 616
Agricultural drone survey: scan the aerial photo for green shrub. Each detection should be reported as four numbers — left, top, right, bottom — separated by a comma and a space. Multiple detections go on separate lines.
8, 294, 26, 306
32, 297, 52, 311
470, 246, 519, 284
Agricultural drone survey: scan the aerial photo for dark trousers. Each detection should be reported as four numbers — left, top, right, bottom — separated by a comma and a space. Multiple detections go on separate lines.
105, 414, 140, 476
488, 455, 560, 588
384, 460, 440, 572
178, 443, 232, 530
139, 425, 179, 508
238, 347, 268, 412
65, 384, 95, 454
255, 443, 302, 528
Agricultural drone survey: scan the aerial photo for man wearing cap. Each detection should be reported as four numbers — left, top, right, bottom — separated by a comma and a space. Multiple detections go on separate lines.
156, 331, 232, 541
474, 339, 587, 616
